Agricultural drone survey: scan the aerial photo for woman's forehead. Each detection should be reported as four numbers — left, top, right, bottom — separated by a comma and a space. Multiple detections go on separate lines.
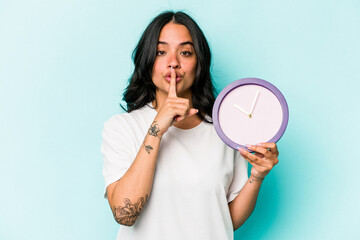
158, 23, 193, 45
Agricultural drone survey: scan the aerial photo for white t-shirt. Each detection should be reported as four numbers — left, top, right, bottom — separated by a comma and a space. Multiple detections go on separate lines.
101, 103, 248, 240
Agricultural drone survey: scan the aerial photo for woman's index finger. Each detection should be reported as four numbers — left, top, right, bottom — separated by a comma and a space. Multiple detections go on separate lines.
257, 142, 278, 154
168, 66, 177, 97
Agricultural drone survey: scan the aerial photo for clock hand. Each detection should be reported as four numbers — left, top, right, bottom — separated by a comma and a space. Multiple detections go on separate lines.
233, 104, 250, 116
249, 89, 260, 116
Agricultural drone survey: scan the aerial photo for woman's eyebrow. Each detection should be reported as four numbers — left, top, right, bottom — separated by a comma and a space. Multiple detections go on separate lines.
157, 41, 194, 46
180, 41, 194, 46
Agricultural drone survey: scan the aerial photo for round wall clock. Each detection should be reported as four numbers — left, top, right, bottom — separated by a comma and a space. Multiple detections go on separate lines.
212, 78, 289, 151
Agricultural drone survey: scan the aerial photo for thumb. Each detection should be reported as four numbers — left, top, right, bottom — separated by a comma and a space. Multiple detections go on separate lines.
173, 108, 199, 122
187, 108, 199, 117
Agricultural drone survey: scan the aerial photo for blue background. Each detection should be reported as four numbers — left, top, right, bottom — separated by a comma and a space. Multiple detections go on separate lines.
1, 0, 359, 239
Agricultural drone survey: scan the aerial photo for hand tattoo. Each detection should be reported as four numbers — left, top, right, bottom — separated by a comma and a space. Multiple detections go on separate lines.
148, 121, 161, 138
112, 194, 149, 226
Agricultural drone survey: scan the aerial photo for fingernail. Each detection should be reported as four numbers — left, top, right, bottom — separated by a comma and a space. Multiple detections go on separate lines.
246, 144, 253, 149
238, 147, 245, 152
256, 143, 262, 146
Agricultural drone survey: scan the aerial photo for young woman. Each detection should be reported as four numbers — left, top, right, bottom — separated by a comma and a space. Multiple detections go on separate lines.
101, 11, 279, 240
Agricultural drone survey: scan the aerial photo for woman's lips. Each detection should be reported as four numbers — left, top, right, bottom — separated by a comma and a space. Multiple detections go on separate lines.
165, 75, 183, 82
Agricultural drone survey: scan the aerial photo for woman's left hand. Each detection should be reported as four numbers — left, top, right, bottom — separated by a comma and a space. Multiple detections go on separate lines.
238, 143, 279, 182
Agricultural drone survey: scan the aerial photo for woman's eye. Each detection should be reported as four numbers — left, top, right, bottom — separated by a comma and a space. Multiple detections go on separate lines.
181, 51, 192, 57
156, 51, 166, 56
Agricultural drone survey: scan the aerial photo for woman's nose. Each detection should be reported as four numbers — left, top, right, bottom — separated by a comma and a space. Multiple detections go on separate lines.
168, 53, 180, 69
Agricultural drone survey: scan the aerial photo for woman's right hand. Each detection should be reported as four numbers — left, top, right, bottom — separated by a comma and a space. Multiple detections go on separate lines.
153, 67, 198, 138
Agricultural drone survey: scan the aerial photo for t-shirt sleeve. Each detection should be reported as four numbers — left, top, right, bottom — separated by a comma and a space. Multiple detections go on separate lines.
101, 116, 134, 198
227, 150, 249, 203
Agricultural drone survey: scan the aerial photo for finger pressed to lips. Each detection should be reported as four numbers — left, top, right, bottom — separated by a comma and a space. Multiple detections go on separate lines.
168, 67, 177, 97
165, 67, 183, 82
165, 76, 182, 82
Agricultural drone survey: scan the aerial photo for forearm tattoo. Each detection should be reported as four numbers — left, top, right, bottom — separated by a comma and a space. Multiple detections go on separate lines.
148, 121, 161, 138
112, 194, 149, 226
144, 143, 153, 154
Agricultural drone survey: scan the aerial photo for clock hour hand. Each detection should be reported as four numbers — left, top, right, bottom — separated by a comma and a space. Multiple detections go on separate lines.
233, 104, 250, 116
249, 89, 260, 116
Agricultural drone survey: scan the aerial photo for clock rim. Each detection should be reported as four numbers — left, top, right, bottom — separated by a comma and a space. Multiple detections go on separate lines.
212, 78, 289, 150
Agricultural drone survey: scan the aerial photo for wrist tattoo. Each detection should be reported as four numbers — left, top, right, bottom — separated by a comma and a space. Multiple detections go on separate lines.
112, 194, 149, 226
148, 121, 161, 138
143, 143, 153, 154
249, 176, 264, 183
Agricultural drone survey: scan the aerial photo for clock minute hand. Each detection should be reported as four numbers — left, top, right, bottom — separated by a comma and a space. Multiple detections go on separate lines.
249, 90, 260, 115
233, 104, 250, 116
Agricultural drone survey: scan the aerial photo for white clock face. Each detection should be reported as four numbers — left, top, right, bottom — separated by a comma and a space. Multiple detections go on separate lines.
218, 84, 283, 145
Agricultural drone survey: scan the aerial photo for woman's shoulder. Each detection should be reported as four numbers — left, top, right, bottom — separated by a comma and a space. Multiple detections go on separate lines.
103, 103, 155, 129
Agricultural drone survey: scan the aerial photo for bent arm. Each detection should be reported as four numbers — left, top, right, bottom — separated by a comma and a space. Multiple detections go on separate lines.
105, 67, 199, 226
228, 175, 263, 230
230, 143, 279, 230
106, 121, 162, 226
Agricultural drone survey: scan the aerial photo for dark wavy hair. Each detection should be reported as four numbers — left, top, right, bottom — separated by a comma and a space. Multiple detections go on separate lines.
121, 11, 215, 123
